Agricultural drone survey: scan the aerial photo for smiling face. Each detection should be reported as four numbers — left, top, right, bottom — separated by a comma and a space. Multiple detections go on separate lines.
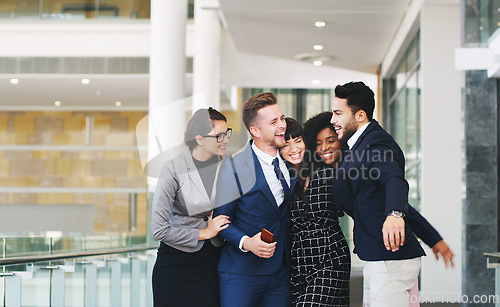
251, 104, 286, 155
201, 120, 229, 157
330, 97, 359, 142
280, 136, 306, 165
315, 127, 342, 165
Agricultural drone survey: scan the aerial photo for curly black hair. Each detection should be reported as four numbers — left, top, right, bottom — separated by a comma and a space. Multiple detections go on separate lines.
303, 112, 336, 169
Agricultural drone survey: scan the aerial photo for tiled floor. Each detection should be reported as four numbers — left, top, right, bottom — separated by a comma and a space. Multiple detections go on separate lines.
350, 271, 460, 306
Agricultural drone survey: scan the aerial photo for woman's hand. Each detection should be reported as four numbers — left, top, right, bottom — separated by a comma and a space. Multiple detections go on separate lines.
199, 211, 230, 240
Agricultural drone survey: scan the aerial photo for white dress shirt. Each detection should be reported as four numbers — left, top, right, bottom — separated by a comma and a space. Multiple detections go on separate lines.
251, 142, 290, 206
347, 121, 371, 149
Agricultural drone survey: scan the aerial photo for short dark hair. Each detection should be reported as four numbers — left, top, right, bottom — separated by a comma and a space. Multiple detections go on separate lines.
334, 81, 375, 120
242, 92, 277, 132
184, 107, 227, 151
283, 117, 310, 214
284, 117, 303, 141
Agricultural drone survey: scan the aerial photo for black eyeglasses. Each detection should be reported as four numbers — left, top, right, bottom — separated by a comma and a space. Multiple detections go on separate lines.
203, 128, 232, 143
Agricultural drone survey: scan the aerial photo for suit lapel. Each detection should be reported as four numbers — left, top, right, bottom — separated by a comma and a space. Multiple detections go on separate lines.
184, 149, 211, 204
249, 146, 280, 214
341, 120, 379, 168
242, 144, 257, 182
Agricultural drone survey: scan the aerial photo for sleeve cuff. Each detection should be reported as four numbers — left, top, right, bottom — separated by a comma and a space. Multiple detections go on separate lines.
239, 235, 249, 252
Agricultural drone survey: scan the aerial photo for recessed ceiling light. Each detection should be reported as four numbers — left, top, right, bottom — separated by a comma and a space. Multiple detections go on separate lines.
313, 44, 324, 51
81, 78, 90, 84
54, 101, 61, 107
315, 21, 326, 28
10, 78, 19, 85
312, 80, 320, 85
313, 60, 323, 66
115, 101, 122, 107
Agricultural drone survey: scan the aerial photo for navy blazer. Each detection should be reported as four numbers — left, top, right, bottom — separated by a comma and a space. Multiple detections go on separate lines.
214, 141, 297, 275
334, 120, 441, 261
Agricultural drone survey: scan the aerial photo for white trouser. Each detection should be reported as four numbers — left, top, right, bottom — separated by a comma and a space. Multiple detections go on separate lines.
363, 257, 421, 307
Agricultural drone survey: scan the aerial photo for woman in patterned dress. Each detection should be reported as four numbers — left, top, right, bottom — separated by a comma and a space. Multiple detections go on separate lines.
280, 113, 350, 306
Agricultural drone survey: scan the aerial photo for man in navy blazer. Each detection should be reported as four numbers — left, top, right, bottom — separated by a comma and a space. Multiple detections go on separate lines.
214, 92, 297, 307
330, 81, 454, 306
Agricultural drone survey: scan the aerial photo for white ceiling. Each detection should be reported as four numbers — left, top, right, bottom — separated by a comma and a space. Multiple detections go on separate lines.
219, 0, 412, 73
0, 0, 412, 109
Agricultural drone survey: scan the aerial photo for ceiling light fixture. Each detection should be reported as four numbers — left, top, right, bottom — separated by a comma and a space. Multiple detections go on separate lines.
313, 60, 323, 66
315, 21, 326, 28
312, 80, 320, 85
115, 101, 122, 107
10, 78, 19, 85
54, 101, 61, 107
313, 44, 324, 51
81, 78, 90, 85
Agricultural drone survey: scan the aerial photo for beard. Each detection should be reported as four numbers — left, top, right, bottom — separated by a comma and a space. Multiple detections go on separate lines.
265, 135, 286, 149
339, 117, 358, 141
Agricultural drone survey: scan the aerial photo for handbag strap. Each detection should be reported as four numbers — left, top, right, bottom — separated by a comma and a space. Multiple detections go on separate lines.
229, 156, 243, 197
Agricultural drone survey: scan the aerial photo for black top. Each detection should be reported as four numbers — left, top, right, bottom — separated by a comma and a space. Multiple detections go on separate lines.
192, 155, 219, 199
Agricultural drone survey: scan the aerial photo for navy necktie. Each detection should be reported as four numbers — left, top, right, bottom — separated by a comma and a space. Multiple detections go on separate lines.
272, 157, 290, 196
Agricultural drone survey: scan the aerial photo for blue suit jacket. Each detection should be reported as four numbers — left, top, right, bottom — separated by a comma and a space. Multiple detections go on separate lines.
214, 141, 297, 275
334, 120, 441, 261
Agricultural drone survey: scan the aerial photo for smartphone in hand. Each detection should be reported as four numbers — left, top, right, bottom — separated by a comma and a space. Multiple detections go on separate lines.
261, 228, 274, 243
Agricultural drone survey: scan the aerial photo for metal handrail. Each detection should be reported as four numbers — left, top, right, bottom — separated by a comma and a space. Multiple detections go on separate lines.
0, 245, 158, 266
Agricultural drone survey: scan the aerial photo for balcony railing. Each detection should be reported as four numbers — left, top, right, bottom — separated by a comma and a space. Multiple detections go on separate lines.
0, 235, 158, 307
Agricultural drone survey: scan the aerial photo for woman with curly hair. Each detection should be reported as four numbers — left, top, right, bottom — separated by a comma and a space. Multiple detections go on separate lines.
280, 113, 350, 306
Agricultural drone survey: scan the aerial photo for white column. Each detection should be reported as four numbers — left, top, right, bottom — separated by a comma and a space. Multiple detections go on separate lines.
419, 2, 462, 300
192, 0, 221, 111
148, 0, 187, 185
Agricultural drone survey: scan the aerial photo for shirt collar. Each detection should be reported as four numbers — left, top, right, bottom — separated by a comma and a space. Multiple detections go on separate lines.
251, 142, 281, 165
347, 121, 371, 149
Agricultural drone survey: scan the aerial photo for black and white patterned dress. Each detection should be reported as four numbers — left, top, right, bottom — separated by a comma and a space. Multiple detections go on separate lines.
290, 167, 351, 306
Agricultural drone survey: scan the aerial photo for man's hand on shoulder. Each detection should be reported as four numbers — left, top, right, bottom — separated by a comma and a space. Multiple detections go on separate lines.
242, 232, 277, 258
432, 240, 455, 269
382, 215, 405, 252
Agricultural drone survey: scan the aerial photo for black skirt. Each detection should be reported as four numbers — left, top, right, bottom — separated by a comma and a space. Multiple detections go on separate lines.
152, 240, 222, 307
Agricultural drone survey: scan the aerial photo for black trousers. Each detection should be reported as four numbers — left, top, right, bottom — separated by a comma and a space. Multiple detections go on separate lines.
152, 241, 221, 307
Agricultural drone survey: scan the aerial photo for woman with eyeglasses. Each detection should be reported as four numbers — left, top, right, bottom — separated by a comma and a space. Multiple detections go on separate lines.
151, 107, 232, 307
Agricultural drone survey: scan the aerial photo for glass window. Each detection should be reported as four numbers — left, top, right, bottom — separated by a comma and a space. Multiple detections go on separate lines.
305, 90, 330, 120
395, 61, 407, 91
383, 33, 421, 211
242, 88, 331, 124
406, 71, 418, 165
406, 164, 421, 211
391, 90, 407, 151
0, 0, 151, 19
276, 90, 297, 120
406, 39, 418, 73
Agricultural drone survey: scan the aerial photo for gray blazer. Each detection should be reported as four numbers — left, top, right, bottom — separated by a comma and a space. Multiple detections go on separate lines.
151, 148, 223, 253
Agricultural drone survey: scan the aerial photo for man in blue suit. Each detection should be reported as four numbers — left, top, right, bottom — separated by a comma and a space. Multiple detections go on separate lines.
214, 92, 296, 307
330, 81, 454, 306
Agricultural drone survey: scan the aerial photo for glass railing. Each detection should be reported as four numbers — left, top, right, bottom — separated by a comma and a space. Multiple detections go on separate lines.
0, 235, 157, 307
1, 235, 148, 258
0, 0, 151, 20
